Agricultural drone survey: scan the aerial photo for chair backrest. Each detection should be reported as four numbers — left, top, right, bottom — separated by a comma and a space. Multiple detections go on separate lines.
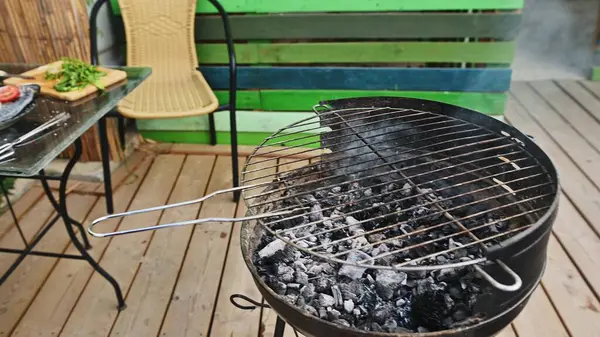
118, 0, 198, 80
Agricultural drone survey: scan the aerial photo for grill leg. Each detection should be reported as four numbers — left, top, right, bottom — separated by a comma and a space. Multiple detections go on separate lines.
273, 316, 286, 337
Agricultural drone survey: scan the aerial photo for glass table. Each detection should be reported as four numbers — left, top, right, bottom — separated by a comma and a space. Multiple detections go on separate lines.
0, 64, 151, 310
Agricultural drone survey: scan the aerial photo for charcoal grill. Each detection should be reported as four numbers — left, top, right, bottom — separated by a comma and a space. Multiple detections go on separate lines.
88, 97, 559, 337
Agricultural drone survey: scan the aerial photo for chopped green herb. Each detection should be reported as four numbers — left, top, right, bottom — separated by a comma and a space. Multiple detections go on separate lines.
45, 57, 107, 92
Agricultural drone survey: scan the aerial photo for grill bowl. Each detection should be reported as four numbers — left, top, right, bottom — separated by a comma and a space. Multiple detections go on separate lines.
240, 97, 559, 336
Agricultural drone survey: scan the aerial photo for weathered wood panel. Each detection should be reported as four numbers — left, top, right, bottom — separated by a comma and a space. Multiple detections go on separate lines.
193, 13, 522, 40
202, 66, 512, 92
197, 42, 515, 64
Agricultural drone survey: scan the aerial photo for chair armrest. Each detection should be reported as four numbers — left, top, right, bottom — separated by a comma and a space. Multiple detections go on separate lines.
89, 0, 110, 66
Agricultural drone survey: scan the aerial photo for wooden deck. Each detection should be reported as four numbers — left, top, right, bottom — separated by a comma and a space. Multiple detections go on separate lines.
3, 80, 600, 337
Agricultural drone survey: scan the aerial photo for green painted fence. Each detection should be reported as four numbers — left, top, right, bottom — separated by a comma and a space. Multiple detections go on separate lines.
110, 0, 524, 144
111, 0, 524, 14
197, 42, 515, 64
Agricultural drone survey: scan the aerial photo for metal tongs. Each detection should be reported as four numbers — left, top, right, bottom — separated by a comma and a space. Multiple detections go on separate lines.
88, 184, 307, 238
0, 112, 71, 163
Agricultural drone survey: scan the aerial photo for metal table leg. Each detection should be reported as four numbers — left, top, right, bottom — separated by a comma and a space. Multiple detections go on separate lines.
39, 169, 91, 249
98, 117, 114, 214
57, 138, 126, 310
0, 137, 126, 310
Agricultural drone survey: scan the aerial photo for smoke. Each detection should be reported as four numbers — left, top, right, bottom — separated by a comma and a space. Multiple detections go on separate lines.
512, 0, 600, 80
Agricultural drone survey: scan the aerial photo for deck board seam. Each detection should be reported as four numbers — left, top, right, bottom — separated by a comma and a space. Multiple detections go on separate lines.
54, 155, 157, 337
105, 155, 188, 337
154, 154, 218, 337
205, 155, 244, 337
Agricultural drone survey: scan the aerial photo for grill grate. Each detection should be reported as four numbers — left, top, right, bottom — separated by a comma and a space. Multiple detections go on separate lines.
242, 106, 556, 271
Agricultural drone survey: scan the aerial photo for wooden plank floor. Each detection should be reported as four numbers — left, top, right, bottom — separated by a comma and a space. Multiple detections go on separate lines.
3, 80, 600, 336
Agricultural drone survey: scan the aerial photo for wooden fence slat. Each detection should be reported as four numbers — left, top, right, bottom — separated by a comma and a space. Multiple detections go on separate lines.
197, 42, 515, 64
202, 66, 511, 92
112, 0, 524, 14
192, 13, 522, 40
213, 91, 507, 114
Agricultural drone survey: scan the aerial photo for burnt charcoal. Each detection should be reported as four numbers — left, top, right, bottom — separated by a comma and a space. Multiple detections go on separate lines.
315, 277, 332, 292
371, 322, 385, 332
373, 303, 394, 324
343, 299, 355, 313
375, 270, 407, 300
304, 305, 318, 316
309, 204, 324, 222
411, 290, 448, 330
307, 263, 328, 275
339, 281, 364, 302
331, 285, 344, 307
327, 308, 342, 321
453, 309, 467, 321
287, 283, 302, 290
272, 280, 287, 295
400, 183, 412, 196
367, 233, 386, 243
285, 291, 299, 305
333, 319, 351, 327
319, 307, 328, 319
449, 286, 461, 299
418, 326, 431, 333
396, 298, 407, 306
258, 239, 287, 259
276, 264, 295, 283
301, 194, 318, 205
338, 251, 371, 280
300, 284, 316, 301
366, 274, 375, 285
383, 318, 398, 333
293, 261, 308, 272
295, 271, 309, 285
331, 186, 342, 194
296, 295, 306, 307
318, 293, 336, 307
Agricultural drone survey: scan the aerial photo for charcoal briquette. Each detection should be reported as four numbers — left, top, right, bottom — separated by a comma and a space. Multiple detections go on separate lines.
453, 310, 467, 321
318, 293, 336, 307
304, 305, 318, 316
315, 277, 332, 292
332, 319, 351, 327
373, 303, 393, 324
300, 283, 316, 301
383, 318, 398, 333
343, 299, 355, 313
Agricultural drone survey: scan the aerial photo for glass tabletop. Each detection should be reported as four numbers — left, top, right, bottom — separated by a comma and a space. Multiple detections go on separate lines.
0, 64, 151, 176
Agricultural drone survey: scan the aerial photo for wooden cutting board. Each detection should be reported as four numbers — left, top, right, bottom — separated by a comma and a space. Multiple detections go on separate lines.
4, 61, 127, 101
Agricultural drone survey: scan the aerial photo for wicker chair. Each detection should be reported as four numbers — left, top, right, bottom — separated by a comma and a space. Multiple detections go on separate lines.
90, 0, 239, 213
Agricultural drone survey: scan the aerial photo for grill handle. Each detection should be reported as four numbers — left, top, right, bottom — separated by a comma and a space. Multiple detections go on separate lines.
87, 184, 305, 238
475, 260, 522, 292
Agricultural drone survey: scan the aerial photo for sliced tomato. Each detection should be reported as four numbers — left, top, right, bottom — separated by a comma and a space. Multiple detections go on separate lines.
0, 85, 20, 103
